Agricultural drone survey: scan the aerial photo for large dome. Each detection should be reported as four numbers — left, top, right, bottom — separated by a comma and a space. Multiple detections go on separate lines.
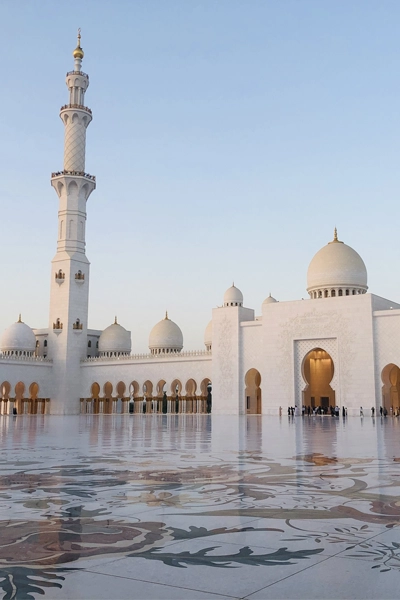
98, 318, 131, 356
263, 293, 277, 306
223, 284, 243, 307
0, 316, 36, 356
149, 312, 183, 354
307, 229, 368, 299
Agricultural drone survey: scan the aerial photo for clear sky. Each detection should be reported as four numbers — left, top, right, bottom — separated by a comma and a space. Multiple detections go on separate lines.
1, 0, 399, 352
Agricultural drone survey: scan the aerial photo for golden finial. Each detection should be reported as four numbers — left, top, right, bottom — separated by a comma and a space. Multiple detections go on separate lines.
165, 311, 169, 320
73, 27, 84, 60
17, 314, 22, 323
334, 227, 338, 242
114, 316, 118, 325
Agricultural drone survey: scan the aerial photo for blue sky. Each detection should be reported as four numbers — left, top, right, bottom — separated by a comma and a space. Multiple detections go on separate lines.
1, 1, 399, 351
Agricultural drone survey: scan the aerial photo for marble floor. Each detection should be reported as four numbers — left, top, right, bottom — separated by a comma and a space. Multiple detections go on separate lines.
0, 414, 399, 599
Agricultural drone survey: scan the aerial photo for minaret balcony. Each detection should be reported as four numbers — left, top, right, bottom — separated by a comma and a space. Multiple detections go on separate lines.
60, 103, 92, 115
51, 170, 96, 182
66, 70, 89, 79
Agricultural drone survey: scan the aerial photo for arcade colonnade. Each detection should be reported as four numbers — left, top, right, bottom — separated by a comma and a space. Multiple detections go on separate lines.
82, 378, 212, 415
0, 381, 50, 415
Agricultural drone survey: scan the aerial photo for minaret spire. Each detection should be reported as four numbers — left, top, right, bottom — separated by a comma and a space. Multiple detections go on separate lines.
48, 35, 96, 413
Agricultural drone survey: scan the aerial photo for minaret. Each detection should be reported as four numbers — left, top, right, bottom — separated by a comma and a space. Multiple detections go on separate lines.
48, 30, 95, 414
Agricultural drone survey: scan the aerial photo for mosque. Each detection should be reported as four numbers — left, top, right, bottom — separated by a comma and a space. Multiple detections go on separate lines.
1, 34, 400, 417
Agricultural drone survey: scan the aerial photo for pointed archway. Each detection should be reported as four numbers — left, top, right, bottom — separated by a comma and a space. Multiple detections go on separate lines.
381, 364, 400, 411
245, 369, 262, 414
302, 348, 335, 410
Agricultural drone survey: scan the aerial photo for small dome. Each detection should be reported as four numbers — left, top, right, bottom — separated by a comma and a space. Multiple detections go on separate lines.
149, 312, 183, 353
307, 229, 368, 298
98, 318, 131, 355
204, 320, 212, 349
223, 284, 243, 307
263, 294, 277, 306
1, 316, 36, 355
73, 46, 84, 60
72, 29, 84, 60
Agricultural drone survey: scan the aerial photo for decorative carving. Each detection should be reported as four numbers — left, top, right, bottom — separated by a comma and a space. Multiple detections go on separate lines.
277, 308, 354, 403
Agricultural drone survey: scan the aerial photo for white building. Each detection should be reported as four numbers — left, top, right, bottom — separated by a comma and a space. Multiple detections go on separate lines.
1, 35, 400, 417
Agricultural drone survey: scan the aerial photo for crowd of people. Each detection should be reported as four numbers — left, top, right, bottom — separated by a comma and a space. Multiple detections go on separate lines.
287, 405, 400, 417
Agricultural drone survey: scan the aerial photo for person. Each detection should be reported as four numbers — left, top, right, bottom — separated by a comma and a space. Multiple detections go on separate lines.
342, 406, 345, 417
380, 406, 383, 416
360, 406, 364, 417
383, 407, 388, 417
12, 407, 17, 416
371, 407, 375, 416
288, 407, 291, 417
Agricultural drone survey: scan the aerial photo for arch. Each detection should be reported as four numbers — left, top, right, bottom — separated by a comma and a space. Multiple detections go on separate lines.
116, 381, 126, 398
88, 340, 92, 348
245, 369, 262, 414
103, 381, 113, 399
143, 380, 153, 396
170, 379, 182, 396
72, 112, 79, 123
91, 382, 100, 398
68, 219, 74, 239
156, 380, 167, 397
302, 348, 335, 411
381, 364, 400, 412
15, 382, 25, 400
129, 381, 139, 398
29, 382, 39, 400
67, 180, 78, 195
200, 378, 212, 396
103, 381, 114, 414
1, 381, 10, 400
185, 379, 197, 396
57, 182, 64, 197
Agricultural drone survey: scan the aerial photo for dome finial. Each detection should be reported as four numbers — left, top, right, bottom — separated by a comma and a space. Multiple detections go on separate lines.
114, 316, 118, 325
165, 310, 169, 320
73, 27, 84, 60
334, 227, 338, 242
18, 314, 22, 323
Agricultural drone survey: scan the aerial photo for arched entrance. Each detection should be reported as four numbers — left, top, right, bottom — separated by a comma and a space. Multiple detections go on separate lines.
302, 348, 335, 411
381, 364, 400, 411
245, 369, 262, 414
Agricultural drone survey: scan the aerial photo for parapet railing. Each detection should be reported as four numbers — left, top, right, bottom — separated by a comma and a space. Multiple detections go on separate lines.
60, 103, 92, 115
51, 170, 96, 181
83, 350, 212, 363
0, 355, 52, 363
66, 70, 89, 78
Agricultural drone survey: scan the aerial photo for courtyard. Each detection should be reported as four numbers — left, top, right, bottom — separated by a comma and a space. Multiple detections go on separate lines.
0, 414, 399, 599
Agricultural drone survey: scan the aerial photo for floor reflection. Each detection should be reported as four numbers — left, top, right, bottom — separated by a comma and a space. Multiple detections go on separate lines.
0, 414, 399, 599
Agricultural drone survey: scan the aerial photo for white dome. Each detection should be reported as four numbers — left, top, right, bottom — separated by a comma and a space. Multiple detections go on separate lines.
307, 230, 368, 298
263, 294, 277, 306
99, 319, 131, 355
1, 317, 36, 354
223, 284, 243, 307
204, 320, 212, 348
149, 313, 183, 352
